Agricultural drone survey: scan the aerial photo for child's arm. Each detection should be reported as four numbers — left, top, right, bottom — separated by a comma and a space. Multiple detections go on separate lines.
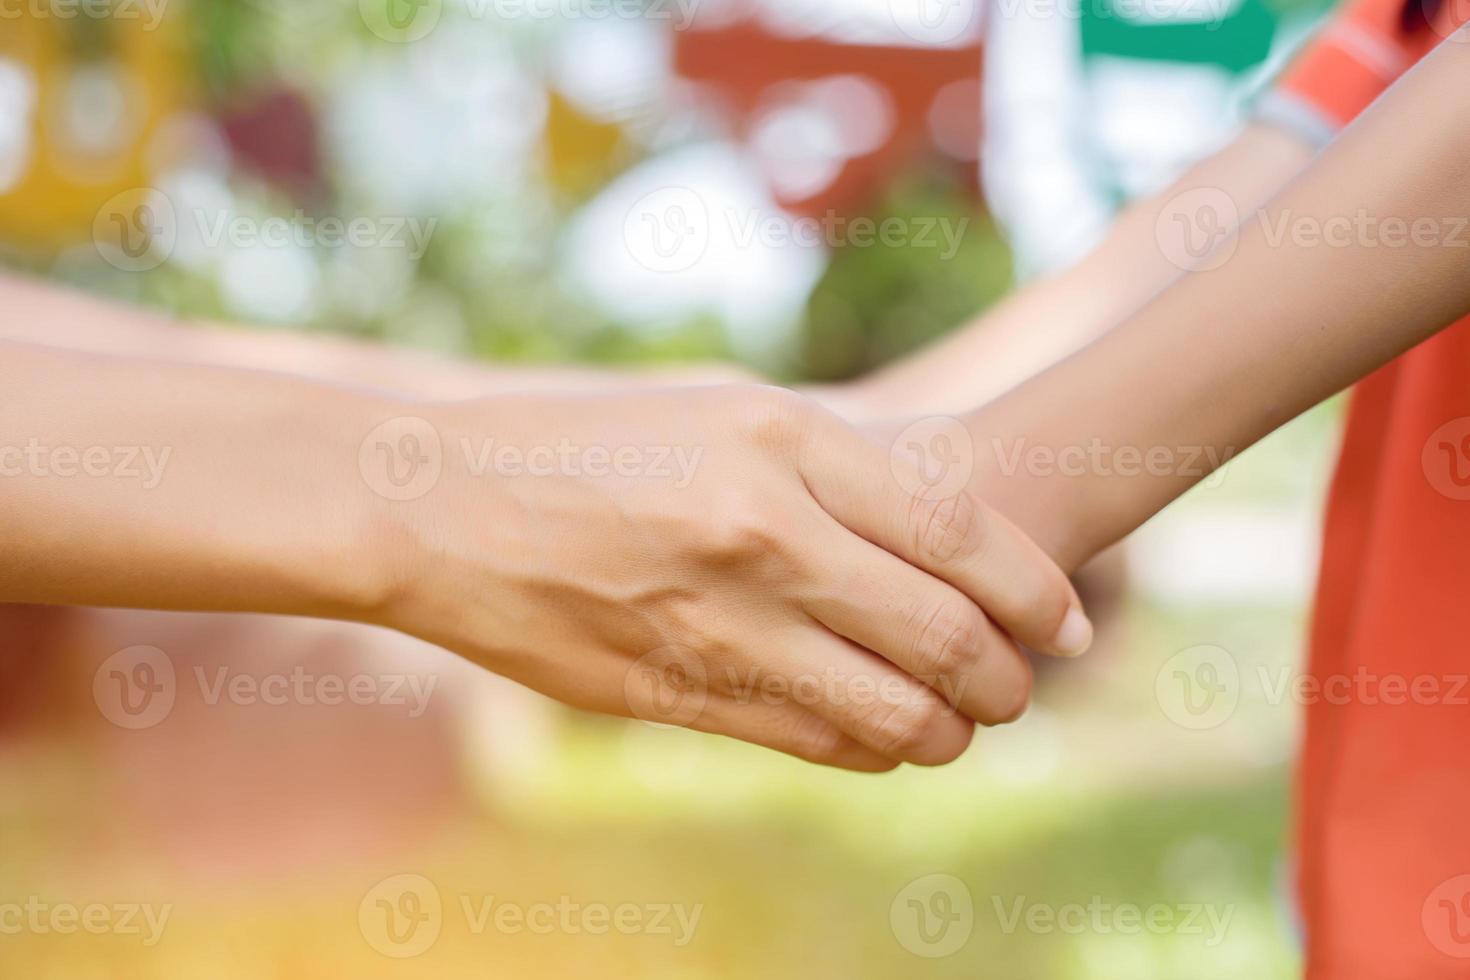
821, 123, 1317, 420
958, 34, 1470, 570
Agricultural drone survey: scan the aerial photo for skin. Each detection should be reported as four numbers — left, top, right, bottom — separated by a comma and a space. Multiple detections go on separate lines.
819, 123, 1318, 420
886, 34, 1470, 572
10, 29, 1466, 776
0, 338, 1090, 772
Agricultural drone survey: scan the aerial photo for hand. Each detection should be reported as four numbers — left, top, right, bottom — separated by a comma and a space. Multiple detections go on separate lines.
362, 386, 1091, 771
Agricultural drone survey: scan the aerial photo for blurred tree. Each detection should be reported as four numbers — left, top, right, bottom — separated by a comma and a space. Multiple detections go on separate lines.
798, 171, 1013, 382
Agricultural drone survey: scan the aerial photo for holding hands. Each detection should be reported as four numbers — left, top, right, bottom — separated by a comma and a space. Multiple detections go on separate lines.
0, 339, 1087, 772
369, 385, 1092, 770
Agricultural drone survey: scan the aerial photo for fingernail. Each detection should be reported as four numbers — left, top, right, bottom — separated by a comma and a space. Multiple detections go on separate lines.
1052, 608, 1094, 658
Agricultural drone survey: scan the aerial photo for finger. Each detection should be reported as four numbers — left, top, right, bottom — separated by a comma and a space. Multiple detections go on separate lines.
801, 526, 1035, 725
798, 413, 1093, 658
688, 695, 901, 773
754, 625, 975, 766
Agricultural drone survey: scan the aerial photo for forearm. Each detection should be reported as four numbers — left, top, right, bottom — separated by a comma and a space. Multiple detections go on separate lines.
851, 124, 1315, 417
0, 340, 402, 618
970, 38, 1470, 570
0, 272, 748, 400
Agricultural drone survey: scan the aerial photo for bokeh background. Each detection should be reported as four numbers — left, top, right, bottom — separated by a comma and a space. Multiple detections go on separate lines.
0, 0, 1344, 975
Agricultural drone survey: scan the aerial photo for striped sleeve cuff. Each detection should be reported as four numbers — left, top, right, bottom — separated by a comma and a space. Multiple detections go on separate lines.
1255, 90, 1342, 150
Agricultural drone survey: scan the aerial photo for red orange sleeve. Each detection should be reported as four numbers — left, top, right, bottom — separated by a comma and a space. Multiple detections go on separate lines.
1261, 0, 1432, 140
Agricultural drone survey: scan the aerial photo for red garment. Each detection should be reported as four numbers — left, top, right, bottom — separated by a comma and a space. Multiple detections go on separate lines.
1270, 2, 1470, 974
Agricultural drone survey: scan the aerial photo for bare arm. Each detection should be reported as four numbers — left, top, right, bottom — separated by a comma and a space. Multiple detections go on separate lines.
959, 36, 1470, 570
830, 123, 1318, 419
0, 272, 753, 400
0, 331, 1091, 768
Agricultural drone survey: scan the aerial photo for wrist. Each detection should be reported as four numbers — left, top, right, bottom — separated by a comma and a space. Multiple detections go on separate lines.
281, 395, 444, 629
962, 403, 1098, 574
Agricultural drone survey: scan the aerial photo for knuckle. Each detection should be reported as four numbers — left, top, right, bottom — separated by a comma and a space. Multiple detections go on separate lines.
865, 694, 948, 757
910, 602, 979, 681
736, 385, 813, 453
785, 711, 846, 762
909, 490, 986, 565
704, 492, 785, 561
